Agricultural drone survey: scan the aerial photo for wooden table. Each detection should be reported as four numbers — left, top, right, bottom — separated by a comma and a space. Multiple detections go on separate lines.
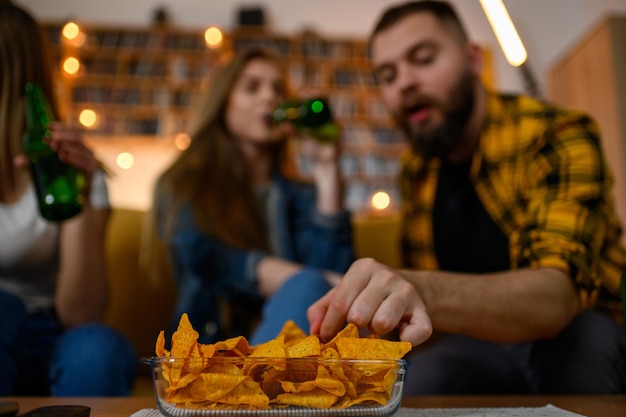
402, 395, 626, 416
3, 395, 626, 417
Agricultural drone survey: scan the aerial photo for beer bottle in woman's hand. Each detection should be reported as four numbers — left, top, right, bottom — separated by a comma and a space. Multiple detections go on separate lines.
23, 83, 84, 222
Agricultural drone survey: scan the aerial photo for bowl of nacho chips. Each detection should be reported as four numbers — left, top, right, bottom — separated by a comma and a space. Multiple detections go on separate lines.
142, 313, 412, 417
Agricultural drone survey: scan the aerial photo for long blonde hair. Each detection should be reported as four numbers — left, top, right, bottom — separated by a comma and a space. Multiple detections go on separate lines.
0, 0, 59, 200
153, 47, 292, 251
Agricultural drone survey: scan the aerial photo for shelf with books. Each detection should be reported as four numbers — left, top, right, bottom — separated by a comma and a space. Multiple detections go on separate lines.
43, 22, 407, 212
43, 21, 224, 138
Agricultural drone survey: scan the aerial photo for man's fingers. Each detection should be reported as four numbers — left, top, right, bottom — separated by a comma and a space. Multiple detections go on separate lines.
308, 258, 434, 347
398, 306, 433, 346
307, 288, 334, 337
317, 287, 355, 342
365, 294, 408, 336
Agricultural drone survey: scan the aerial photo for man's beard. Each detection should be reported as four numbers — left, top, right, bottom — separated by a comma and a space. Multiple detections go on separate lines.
399, 69, 475, 160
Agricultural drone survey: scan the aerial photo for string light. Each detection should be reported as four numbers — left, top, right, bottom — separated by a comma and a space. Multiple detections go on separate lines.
204, 26, 223, 48
174, 133, 191, 150
62, 56, 80, 75
116, 152, 134, 170
371, 191, 391, 211
61, 21, 85, 47
62, 22, 80, 40
479, 0, 527, 67
78, 109, 97, 128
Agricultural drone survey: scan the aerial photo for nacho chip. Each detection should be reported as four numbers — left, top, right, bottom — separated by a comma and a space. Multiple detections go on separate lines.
336, 337, 412, 360
275, 388, 338, 409
189, 373, 247, 402
315, 365, 346, 397
217, 376, 270, 409
214, 336, 252, 357
321, 347, 356, 398
206, 360, 244, 376
246, 336, 287, 376
250, 335, 286, 358
336, 390, 389, 407
286, 335, 320, 358
155, 330, 167, 357
277, 320, 308, 347
280, 379, 317, 393
323, 323, 360, 351
170, 313, 199, 358
198, 342, 216, 358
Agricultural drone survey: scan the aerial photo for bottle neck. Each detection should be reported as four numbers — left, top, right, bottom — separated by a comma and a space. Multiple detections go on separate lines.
24, 83, 53, 132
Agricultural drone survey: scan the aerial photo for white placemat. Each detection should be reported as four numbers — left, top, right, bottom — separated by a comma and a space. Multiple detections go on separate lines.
395, 405, 585, 416
130, 405, 585, 417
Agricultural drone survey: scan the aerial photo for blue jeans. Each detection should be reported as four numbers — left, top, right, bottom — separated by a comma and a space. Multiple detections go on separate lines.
403, 309, 626, 395
0, 290, 136, 396
250, 268, 332, 345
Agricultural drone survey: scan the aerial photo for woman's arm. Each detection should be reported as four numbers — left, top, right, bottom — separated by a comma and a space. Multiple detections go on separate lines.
56, 204, 110, 327
171, 220, 338, 301
300, 135, 343, 216
256, 256, 307, 297
47, 122, 110, 328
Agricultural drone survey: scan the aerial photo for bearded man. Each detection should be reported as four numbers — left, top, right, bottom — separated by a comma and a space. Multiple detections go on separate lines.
307, 0, 626, 395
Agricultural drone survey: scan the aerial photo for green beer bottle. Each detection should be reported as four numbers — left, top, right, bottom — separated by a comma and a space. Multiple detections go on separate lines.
271, 97, 340, 143
23, 83, 84, 222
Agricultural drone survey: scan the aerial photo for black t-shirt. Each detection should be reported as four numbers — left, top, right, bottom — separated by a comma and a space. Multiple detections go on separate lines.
433, 160, 510, 273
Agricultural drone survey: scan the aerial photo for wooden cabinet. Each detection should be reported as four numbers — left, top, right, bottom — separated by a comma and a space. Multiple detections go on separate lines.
548, 16, 626, 243
42, 22, 405, 212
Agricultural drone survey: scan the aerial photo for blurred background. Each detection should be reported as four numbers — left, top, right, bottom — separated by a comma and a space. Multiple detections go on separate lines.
14, 0, 626, 218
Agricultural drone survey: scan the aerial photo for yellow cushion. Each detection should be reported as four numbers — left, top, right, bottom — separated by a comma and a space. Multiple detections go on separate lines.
103, 208, 176, 366
352, 212, 402, 267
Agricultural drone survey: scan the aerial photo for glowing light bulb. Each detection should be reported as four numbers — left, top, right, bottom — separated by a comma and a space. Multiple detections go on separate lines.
116, 152, 134, 170
62, 56, 80, 75
480, 0, 528, 67
371, 191, 391, 211
62, 22, 80, 40
61, 22, 85, 47
78, 109, 97, 128
204, 27, 223, 48
174, 133, 191, 150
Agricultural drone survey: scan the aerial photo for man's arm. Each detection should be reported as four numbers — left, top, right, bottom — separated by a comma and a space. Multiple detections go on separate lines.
308, 257, 579, 346
416, 266, 579, 343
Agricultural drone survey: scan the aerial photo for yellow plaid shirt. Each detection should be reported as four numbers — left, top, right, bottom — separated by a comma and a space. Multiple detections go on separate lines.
400, 92, 626, 318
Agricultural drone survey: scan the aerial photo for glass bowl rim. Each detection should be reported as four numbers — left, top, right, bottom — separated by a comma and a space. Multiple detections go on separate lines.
141, 356, 406, 366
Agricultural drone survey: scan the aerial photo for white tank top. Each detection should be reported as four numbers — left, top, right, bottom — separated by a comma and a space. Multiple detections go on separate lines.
0, 170, 109, 312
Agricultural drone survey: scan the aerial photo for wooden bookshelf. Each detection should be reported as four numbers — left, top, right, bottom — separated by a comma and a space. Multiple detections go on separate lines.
43, 22, 224, 137
43, 22, 405, 212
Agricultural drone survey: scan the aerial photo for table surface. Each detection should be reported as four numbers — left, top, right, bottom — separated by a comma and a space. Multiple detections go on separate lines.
3, 395, 626, 417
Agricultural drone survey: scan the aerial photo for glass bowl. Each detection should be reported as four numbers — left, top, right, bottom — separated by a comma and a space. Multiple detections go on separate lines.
141, 356, 406, 417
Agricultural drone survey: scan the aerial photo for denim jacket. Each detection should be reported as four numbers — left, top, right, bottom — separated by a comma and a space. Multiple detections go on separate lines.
161, 173, 354, 343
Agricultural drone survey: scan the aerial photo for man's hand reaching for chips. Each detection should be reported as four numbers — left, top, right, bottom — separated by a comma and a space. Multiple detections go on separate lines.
307, 257, 433, 347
